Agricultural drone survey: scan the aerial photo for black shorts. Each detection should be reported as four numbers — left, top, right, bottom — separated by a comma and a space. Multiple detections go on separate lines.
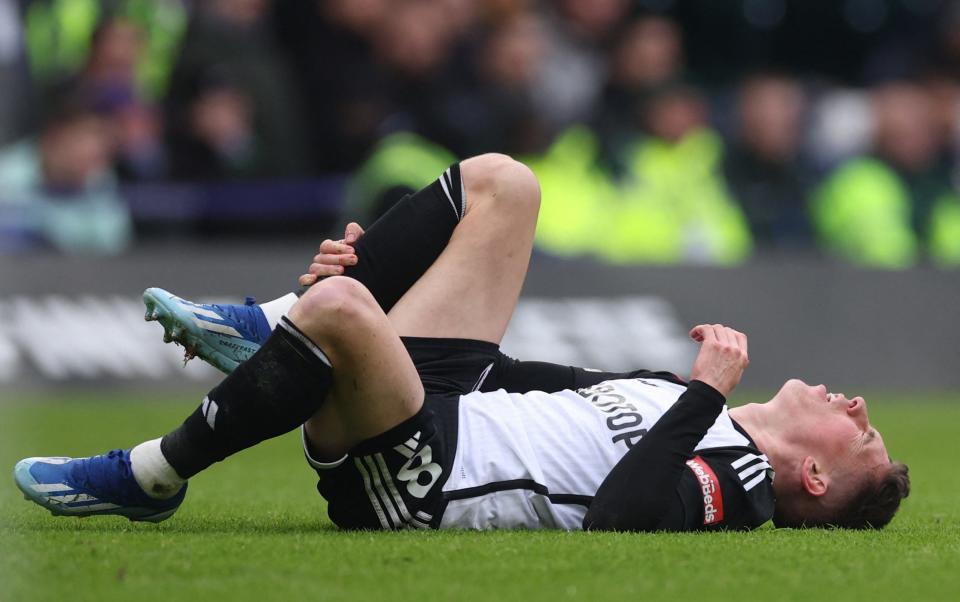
304, 337, 502, 530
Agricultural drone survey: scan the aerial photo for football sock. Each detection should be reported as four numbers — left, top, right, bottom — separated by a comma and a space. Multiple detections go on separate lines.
158, 316, 333, 479
130, 438, 185, 499
295, 164, 464, 310
259, 293, 299, 329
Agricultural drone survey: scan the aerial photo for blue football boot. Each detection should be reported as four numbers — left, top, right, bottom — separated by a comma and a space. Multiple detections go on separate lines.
143, 287, 271, 374
14, 450, 186, 522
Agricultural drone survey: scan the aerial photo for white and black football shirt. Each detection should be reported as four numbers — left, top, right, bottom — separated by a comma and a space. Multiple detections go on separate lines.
438, 375, 775, 531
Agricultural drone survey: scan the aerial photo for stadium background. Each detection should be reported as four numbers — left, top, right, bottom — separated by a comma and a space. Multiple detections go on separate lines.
2, 1, 959, 601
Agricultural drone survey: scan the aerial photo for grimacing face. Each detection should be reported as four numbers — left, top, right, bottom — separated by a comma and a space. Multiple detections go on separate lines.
770, 379, 890, 481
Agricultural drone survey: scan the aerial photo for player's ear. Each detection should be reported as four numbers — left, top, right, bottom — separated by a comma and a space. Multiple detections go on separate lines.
800, 456, 828, 497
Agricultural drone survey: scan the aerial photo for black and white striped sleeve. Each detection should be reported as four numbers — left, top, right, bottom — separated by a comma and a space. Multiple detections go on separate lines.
659, 450, 776, 532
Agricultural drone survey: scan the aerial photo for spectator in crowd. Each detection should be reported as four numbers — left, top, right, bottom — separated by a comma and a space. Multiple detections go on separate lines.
168, 77, 260, 181
530, 84, 751, 266
272, 0, 391, 172
67, 18, 167, 181
0, 103, 132, 254
165, 0, 310, 180
534, 0, 628, 130
113, 99, 167, 181
723, 73, 813, 251
595, 15, 685, 169
611, 84, 752, 265
22, 0, 186, 103
369, 0, 466, 150
6, 0, 959, 266
924, 72, 960, 177
439, 10, 551, 157
75, 18, 143, 100
812, 81, 960, 267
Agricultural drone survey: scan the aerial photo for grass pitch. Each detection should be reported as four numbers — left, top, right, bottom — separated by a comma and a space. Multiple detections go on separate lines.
2, 391, 958, 602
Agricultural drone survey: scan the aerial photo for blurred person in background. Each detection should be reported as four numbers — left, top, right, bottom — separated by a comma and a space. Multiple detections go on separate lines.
595, 14, 685, 169
440, 10, 551, 157
272, 0, 391, 172
533, 0, 628, 131
21, 0, 187, 105
65, 17, 168, 181
0, 103, 132, 254
73, 18, 143, 99
113, 99, 168, 181
922, 72, 960, 264
370, 0, 469, 154
723, 72, 813, 251
168, 76, 259, 181
165, 0, 310, 180
530, 84, 750, 266
812, 80, 960, 268
924, 72, 960, 179
610, 83, 752, 265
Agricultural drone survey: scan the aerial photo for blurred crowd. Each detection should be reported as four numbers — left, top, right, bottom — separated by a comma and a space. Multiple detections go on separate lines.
0, 0, 959, 268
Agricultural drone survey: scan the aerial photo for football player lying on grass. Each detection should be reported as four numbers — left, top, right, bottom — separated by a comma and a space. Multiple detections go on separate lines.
15, 154, 908, 531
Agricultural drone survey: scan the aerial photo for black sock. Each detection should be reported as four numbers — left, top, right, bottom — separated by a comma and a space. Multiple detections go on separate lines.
161, 317, 332, 478
295, 164, 464, 309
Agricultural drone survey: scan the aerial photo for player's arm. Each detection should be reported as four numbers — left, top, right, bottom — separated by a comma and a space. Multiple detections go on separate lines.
583, 324, 750, 532
653, 450, 775, 531
490, 357, 684, 393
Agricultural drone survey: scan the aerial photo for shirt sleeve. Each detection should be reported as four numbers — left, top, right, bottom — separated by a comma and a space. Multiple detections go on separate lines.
583, 380, 729, 532
653, 453, 775, 531
491, 353, 685, 394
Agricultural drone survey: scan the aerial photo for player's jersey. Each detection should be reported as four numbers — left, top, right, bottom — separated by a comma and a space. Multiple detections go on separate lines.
438, 377, 775, 530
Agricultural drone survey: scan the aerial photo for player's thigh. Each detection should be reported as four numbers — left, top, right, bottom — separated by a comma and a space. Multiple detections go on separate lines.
288, 277, 424, 457
387, 153, 540, 344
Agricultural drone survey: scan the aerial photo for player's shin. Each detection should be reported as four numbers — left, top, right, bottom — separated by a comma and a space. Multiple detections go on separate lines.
300, 163, 464, 309
146, 317, 333, 484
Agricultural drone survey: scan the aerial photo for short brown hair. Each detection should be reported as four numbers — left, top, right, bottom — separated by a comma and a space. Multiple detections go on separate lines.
774, 461, 911, 529
830, 461, 910, 529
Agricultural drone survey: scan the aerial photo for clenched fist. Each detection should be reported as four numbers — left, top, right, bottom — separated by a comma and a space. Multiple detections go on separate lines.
688, 324, 749, 397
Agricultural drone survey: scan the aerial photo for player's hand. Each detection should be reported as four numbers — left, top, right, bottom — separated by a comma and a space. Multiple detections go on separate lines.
298, 222, 365, 286
688, 324, 749, 397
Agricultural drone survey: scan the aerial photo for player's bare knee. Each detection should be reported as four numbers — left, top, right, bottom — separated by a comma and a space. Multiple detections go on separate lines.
289, 276, 377, 333
461, 153, 540, 218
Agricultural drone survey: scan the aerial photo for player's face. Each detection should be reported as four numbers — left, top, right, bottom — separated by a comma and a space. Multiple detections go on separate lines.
771, 379, 890, 475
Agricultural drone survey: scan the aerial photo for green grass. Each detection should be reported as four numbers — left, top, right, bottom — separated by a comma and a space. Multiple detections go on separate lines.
2, 391, 959, 601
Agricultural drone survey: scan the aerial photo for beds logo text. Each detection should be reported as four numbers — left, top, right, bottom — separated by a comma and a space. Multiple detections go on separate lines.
686, 456, 724, 525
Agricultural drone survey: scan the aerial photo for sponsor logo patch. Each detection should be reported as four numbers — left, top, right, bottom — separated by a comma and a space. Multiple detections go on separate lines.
686, 456, 724, 525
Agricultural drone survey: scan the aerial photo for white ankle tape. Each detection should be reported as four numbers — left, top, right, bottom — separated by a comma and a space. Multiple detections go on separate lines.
130, 439, 186, 500
260, 293, 299, 330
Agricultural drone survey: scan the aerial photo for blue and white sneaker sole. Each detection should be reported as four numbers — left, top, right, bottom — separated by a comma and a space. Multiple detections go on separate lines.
142, 287, 254, 374
14, 458, 178, 523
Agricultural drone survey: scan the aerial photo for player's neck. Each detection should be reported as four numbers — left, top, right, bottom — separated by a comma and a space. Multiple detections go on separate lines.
728, 402, 785, 468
